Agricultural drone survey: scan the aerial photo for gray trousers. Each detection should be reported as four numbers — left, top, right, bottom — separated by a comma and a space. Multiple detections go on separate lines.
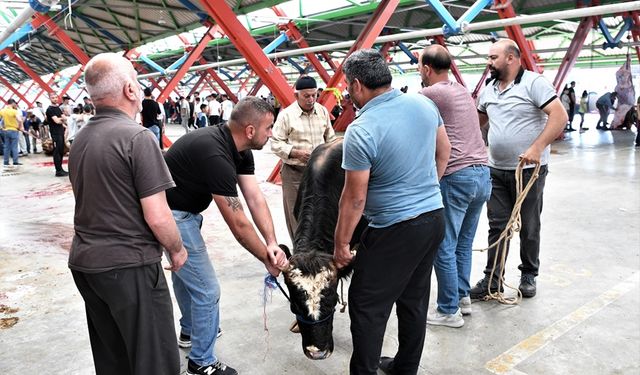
281, 163, 305, 242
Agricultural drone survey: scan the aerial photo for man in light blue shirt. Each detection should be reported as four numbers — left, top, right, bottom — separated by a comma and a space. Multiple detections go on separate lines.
333, 49, 450, 375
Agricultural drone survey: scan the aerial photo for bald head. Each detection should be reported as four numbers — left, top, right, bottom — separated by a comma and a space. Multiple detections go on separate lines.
420, 44, 451, 73
85, 53, 137, 103
493, 39, 521, 59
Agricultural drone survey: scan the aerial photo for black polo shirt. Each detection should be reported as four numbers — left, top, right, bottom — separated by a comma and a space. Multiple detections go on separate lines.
46, 104, 64, 136
165, 125, 254, 213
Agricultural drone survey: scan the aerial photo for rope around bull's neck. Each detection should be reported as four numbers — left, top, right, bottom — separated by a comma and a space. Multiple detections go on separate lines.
473, 160, 541, 306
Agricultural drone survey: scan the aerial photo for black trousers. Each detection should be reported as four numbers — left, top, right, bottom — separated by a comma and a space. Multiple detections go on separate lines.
484, 166, 547, 280
71, 263, 180, 375
349, 209, 444, 375
208, 115, 220, 126
51, 133, 65, 172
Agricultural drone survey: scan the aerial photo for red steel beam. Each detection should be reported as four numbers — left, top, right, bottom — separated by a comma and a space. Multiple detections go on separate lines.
472, 66, 490, 100
59, 66, 85, 98
631, 11, 640, 64
32, 74, 58, 104
2, 49, 54, 96
433, 35, 466, 87
205, 77, 220, 93
0, 75, 30, 106
318, 0, 401, 112
237, 70, 256, 93
249, 79, 264, 96
199, 0, 295, 107
493, 0, 541, 73
189, 72, 209, 96
552, 17, 593, 92
320, 51, 338, 71
199, 58, 239, 102
32, 13, 90, 65
157, 26, 215, 103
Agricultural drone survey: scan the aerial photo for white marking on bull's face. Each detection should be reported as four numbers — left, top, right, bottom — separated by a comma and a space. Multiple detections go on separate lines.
288, 267, 335, 320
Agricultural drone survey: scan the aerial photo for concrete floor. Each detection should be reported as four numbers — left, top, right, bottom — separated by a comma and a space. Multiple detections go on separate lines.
1, 114, 638, 374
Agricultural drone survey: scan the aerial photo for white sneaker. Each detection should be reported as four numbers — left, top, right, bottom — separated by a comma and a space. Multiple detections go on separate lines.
459, 296, 472, 315
427, 308, 464, 328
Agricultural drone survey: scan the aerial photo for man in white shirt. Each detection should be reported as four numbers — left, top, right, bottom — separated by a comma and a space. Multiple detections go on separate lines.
220, 94, 234, 125
207, 94, 221, 126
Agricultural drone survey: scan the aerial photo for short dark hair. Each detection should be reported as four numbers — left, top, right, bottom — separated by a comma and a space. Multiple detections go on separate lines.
7, 98, 15, 104
143, 87, 152, 97
342, 49, 392, 90
421, 46, 451, 72
229, 96, 274, 128
200, 103, 207, 111
83, 104, 92, 113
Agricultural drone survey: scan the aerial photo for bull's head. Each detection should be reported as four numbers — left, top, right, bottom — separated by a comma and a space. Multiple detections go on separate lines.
280, 245, 340, 360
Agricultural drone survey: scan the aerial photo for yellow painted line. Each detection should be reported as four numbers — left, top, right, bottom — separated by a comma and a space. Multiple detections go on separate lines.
485, 272, 640, 375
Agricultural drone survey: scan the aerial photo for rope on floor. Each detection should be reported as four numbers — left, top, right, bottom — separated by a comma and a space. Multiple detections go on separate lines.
474, 160, 541, 305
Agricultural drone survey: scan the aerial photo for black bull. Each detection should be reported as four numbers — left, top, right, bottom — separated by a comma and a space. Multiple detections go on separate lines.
280, 138, 367, 360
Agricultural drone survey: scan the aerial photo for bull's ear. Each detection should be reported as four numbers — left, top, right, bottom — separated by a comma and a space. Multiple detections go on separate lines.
279, 244, 292, 259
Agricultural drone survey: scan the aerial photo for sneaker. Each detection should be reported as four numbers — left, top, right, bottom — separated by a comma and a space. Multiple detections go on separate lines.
187, 359, 237, 375
13, 162, 23, 165
378, 356, 396, 375
459, 296, 472, 315
519, 274, 537, 298
55, 170, 69, 177
179, 328, 223, 348
470, 277, 503, 299
427, 308, 464, 328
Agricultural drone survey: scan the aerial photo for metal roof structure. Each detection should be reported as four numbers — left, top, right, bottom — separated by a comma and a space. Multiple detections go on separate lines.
0, 0, 638, 100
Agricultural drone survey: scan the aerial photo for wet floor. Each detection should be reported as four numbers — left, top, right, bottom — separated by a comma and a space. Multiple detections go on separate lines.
1, 115, 638, 374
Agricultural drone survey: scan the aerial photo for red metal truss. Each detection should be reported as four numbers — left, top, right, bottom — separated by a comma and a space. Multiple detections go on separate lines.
272, 6, 332, 84
472, 66, 490, 100
237, 70, 256, 93
249, 79, 264, 96
199, 0, 295, 107
59, 66, 85, 98
198, 58, 239, 102
204, 77, 220, 93
493, 0, 541, 73
2, 49, 54, 96
631, 11, 640, 64
318, 0, 401, 112
188, 72, 209, 96
32, 73, 59, 103
433, 35, 466, 87
0, 74, 30, 106
552, 17, 593, 92
32, 13, 90, 65
156, 26, 216, 103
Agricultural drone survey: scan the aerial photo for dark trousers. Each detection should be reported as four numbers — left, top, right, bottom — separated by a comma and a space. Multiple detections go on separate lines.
281, 163, 305, 242
208, 115, 220, 126
596, 104, 609, 127
349, 209, 444, 375
51, 133, 65, 172
484, 166, 547, 280
568, 105, 575, 125
71, 263, 180, 375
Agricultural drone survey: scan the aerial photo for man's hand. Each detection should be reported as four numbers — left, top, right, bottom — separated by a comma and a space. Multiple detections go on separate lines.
264, 243, 289, 276
519, 144, 544, 166
165, 246, 188, 272
291, 148, 311, 163
333, 243, 353, 269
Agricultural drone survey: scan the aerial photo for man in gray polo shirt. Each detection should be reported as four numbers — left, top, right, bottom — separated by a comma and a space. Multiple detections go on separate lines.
471, 39, 567, 299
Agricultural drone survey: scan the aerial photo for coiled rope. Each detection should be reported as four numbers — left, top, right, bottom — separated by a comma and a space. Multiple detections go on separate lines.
473, 160, 541, 305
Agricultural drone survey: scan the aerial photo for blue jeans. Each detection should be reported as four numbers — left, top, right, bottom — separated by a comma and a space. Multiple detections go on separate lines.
3, 130, 19, 165
434, 165, 491, 314
171, 210, 221, 366
147, 125, 160, 142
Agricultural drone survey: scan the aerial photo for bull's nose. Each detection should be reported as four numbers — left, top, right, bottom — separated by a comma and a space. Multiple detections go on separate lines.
304, 345, 332, 360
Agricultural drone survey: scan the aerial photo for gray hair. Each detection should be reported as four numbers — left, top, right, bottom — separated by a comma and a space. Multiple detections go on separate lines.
84, 53, 136, 102
229, 96, 275, 128
342, 49, 392, 90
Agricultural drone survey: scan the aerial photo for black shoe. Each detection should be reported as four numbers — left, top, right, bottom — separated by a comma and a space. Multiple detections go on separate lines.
55, 170, 69, 177
378, 356, 396, 375
178, 328, 222, 348
14, 162, 23, 165
470, 277, 503, 299
187, 359, 237, 375
519, 274, 536, 298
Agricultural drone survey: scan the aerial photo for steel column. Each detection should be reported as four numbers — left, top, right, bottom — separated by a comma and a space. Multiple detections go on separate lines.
552, 17, 593, 91
433, 35, 466, 87
318, 0, 401, 112
493, 0, 541, 73
157, 26, 215, 103
631, 11, 640, 64
198, 0, 295, 107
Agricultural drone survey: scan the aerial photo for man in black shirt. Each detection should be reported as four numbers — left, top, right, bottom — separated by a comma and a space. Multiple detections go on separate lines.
164, 96, 288, 375
140, 87, 161, 142
46, 93, 68, 177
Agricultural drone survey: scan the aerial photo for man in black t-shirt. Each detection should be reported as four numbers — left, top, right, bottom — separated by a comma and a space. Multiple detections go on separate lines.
140, 87, 161, 142
45, 93, 68, 176
164, 96, 289, 375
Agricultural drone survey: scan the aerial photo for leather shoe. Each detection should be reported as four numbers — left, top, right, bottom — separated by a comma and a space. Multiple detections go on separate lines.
519, 274, 537, 298
55, 170, 69, 177
378, 356, 396, 374
470, 277, 503, 299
